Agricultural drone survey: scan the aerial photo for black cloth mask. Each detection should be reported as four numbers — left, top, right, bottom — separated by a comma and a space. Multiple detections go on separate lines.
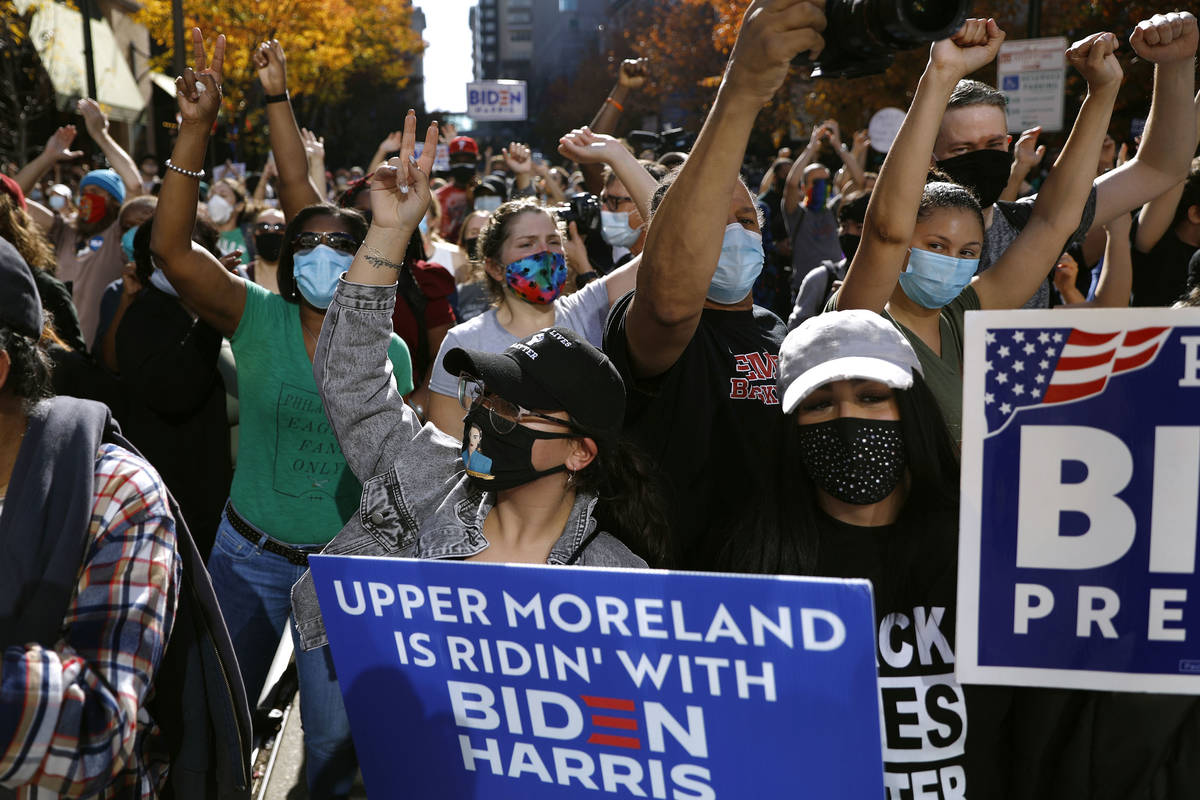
839, 233, 861, 262
935, 148, 1012, 209
798, 417, 907, 505
254, 232, 283, 264
451, 164, 477, 185
461, 406, 574, 491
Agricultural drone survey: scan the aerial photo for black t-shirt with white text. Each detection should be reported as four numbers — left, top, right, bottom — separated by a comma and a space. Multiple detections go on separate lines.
603, 290, 786, 569
814, 509, 966, 800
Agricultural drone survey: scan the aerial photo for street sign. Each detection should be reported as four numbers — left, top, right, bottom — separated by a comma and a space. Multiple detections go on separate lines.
997, 37, 1068, 133
467, 80, 527, 121
958, 308, 1200, 694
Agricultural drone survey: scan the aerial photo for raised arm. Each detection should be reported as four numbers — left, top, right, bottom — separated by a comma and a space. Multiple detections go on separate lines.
314, 110, 438, 480
824, 120, 867, 194
838, 19, 1005, 313
781, 123, 826, 216
998, 126, 1045, 203
251, 153, 275, 203
582, 58, 648, 195
1091, 211, 1134, 307
1091, 12, 1197, 229
300, 128, 327, 200
148, 28, 246, 338
252, 40, 322, 220
559, 127, 658, 304
1134, 89, 1200, 252
77, 99, 142, 199
974, 32, 1122, 310
367, 131, 403, 175
14, 126, 83, 231
502, 142, 535, 196
627, 0, 826, 379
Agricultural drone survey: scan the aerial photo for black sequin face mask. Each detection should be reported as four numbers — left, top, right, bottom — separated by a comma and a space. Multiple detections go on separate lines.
797, 417, 907, 505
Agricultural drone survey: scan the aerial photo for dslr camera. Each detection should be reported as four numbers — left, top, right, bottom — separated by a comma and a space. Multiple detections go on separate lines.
555, 192, 603, 240
799, 0, 971, 78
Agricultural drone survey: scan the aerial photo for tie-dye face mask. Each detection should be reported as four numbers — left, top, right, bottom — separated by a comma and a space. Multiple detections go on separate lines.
504, 251, 568, 305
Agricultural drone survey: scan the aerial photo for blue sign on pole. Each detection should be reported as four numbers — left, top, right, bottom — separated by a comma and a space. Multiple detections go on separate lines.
309, 556, 885, 798
958, 309, 1200, 694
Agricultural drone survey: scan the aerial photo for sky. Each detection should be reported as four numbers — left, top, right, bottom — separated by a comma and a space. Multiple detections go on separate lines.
414, 0, 474, 113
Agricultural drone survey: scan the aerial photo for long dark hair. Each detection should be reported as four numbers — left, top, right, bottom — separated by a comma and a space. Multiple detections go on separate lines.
572, 432, 670, 567
715, 374, 960, 577
276, 204, 368, 305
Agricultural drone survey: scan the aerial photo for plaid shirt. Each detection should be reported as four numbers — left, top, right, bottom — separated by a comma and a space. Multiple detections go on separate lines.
0, 443, 181, 798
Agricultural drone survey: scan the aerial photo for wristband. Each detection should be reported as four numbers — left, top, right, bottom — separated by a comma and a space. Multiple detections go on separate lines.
604, 96, 624, 113
165, 158, 204, 179
264, 91, 290, 104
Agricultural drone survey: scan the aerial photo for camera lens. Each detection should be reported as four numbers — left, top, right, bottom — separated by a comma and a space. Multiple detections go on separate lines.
901, 0, 961, 34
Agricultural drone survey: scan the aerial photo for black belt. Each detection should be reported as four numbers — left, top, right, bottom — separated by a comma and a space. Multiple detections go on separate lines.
223, 502, 322, 567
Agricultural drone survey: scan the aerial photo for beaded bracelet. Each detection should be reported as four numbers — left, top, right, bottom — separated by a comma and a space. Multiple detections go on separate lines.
165, 158, 204, 179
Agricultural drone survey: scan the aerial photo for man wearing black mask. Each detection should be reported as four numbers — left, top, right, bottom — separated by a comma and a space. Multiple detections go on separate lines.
933, 16, 1198, 309
437, 135, 479, 243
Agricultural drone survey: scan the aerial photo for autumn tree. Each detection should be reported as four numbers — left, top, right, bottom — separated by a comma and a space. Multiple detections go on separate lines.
136, 0, 424, 161
0, 0, 55, 166
615, 0, 1174, 157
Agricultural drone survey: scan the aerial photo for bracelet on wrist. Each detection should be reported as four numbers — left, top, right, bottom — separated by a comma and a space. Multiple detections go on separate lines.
164, 158, 204, 179
604, 96, 624, 113
264, 91, 290, 104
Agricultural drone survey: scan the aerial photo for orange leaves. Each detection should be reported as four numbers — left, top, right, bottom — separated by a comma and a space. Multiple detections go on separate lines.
135, 0, 423, 111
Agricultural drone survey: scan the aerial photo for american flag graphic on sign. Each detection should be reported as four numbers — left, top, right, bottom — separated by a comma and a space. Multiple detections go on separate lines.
984, 325, 1171, 434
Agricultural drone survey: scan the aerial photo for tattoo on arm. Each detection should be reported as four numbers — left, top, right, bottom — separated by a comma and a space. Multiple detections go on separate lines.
363, 244, 401, 271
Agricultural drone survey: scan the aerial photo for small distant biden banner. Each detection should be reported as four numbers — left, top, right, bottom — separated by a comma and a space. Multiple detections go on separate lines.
467, 80, 527, 121
958, 308, 1200, 694
309, 556, 884, 799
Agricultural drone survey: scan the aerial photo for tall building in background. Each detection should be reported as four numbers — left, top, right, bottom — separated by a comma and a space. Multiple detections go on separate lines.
470, 0, 532, 81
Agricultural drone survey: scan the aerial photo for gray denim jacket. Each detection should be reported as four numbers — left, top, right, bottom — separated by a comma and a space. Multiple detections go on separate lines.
290, 279, 645, 651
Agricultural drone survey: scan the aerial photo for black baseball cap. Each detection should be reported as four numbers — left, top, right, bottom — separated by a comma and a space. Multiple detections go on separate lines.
443, 326, 626, 437
0, 237, 43, 339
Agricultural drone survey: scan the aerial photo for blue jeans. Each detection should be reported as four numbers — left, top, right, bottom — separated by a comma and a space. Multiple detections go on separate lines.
207, 507, 357, 799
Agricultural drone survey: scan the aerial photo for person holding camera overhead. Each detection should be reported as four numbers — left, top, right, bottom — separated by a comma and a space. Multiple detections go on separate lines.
603, 0, 825, 570
423, 130, 657, 436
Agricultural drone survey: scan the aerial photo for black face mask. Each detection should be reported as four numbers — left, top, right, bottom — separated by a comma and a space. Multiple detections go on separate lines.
462, 236, 478, 260
451, 164, 477, 185
254, 232, 284, 263
935, 148, 1012, 209
798, 417, 907, 505
461, 406, 573, 491
839, 232, 861, 262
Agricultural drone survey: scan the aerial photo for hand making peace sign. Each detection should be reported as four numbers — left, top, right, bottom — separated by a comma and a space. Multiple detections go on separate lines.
369, 109, 440, 232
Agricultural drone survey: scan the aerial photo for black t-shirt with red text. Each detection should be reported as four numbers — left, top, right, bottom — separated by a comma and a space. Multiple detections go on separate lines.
813, 509, 966, 800
603, 289, 786, 569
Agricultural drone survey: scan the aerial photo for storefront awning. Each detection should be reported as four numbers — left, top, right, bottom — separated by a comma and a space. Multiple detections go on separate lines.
15, 0, 146, 123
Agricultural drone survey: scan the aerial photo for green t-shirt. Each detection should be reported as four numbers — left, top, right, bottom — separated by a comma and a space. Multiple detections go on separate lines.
229, 281, 413, 543
882, 285, 980, 441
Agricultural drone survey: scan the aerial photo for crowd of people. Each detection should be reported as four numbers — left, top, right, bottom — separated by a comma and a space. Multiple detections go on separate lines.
1, 0, 1199, 797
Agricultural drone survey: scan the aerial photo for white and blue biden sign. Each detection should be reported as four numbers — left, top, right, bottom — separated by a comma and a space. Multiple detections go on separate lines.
309, 556, 885, 798
958, 308, 1200, 694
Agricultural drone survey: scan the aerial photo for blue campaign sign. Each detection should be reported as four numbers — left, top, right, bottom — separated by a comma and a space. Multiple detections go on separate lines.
308, 556, 884, 799
958, 308, 1200, 694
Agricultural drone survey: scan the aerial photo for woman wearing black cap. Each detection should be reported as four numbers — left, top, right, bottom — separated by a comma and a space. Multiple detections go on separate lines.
290, 111, 665, 653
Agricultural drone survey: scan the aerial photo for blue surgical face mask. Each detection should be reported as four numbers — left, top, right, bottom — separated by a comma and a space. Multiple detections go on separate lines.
897, 247, 978, 309
150, 267, 180, 298
121, 225, 139, 261
474, 195, 502, 213
293, 244, 354, 309
708, 223, 763, 305
601, 210, 641, 248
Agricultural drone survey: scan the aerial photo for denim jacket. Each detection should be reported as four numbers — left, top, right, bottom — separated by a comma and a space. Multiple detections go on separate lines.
291, 279, 645, 651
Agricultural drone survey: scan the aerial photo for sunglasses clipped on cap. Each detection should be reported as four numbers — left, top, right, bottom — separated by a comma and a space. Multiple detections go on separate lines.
292, 231, 361, 256
457, 374, 577, 435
